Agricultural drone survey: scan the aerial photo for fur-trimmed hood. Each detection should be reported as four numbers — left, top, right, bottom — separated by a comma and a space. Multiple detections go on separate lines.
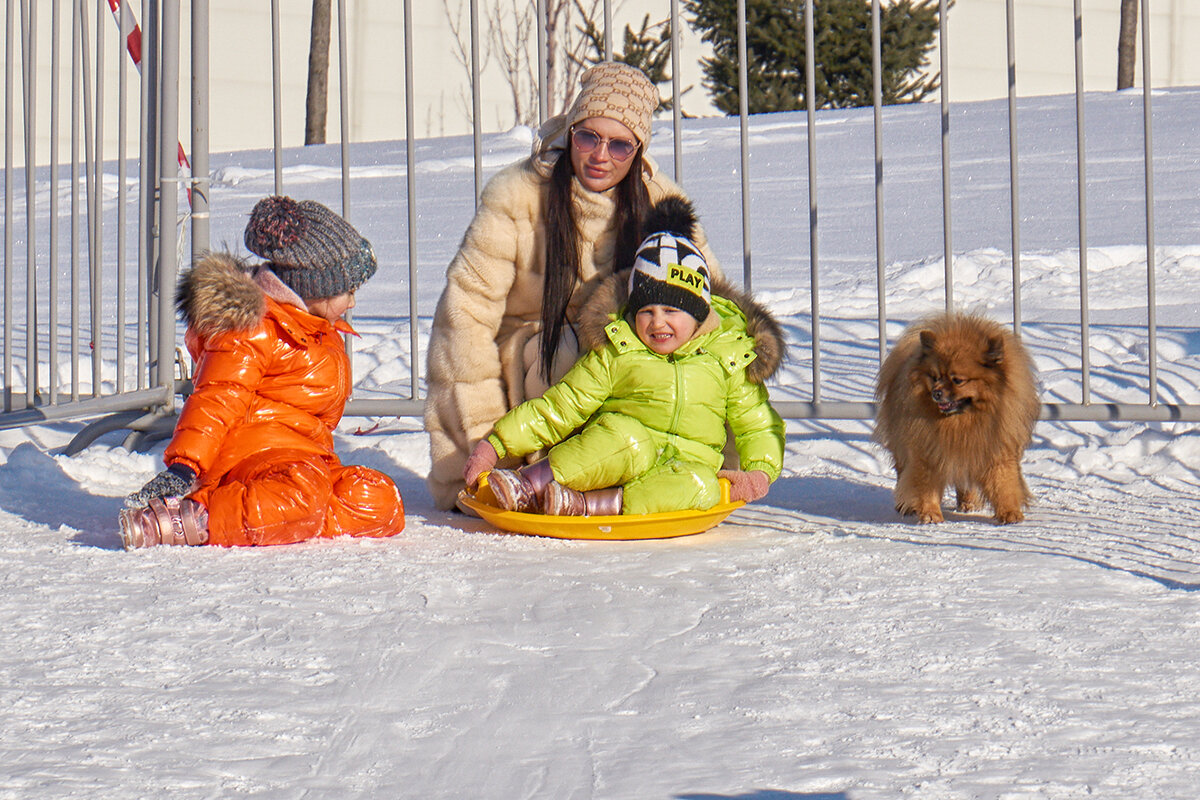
577, 270, 787, 384
176, 251, 312, 338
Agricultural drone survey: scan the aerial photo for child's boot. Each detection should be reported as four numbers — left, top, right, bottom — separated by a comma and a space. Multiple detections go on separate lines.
542, 483, 623, 516
120, 497, 210, 550
487, 459, 555, 513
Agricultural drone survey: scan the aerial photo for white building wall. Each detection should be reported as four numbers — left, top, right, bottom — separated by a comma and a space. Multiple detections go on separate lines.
939, 0, 1200, 102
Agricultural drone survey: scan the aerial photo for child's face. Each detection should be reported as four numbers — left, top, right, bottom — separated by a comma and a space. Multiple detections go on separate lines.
306, 290, 356, 323
634, 304, 699, 355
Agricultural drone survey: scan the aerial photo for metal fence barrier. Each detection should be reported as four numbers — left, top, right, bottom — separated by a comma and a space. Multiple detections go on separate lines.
2, 0, 1197, 458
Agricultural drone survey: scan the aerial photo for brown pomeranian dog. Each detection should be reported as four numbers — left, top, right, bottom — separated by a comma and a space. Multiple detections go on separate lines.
874, 312, 1039, 524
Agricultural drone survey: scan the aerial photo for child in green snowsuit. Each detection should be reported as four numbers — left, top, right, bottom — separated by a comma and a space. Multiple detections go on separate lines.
463, 197, 785, 516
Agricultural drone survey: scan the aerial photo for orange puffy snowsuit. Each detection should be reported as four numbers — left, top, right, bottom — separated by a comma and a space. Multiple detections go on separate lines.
165, 252, 405, 546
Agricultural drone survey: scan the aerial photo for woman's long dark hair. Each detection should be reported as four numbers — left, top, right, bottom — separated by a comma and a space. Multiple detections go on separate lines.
539, 146, 651, 381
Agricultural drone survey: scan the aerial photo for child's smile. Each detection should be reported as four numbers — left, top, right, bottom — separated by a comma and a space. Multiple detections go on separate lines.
635, 304, 699, 355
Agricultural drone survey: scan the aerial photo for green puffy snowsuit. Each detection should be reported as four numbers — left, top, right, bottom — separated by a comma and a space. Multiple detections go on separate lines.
486, 285, 785, 515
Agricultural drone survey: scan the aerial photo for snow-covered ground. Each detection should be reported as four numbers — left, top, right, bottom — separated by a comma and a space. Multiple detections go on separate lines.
2, 88, 1199, 799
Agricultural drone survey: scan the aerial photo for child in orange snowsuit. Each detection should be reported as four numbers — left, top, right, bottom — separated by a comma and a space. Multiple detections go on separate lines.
120, 196, 405, 548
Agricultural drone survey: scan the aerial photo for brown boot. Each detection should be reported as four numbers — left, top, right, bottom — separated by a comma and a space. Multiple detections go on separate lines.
120, 497, 209, 550
488, 459, 555, 513
543, 483, 623, 516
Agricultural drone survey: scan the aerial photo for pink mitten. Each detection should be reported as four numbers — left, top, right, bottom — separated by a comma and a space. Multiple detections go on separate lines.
463, 439, 499, 487
717, 469, 770, 503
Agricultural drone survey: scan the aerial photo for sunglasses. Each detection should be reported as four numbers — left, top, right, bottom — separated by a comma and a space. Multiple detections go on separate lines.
570, 126, 640, 162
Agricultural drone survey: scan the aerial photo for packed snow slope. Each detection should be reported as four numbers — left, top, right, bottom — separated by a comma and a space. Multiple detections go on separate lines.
1, 88, 1199, 799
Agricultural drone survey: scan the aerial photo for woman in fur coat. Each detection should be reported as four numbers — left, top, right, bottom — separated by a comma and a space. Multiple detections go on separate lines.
425, 62, 723, 511
462, 198, 785, 517
120, 196, 406, 548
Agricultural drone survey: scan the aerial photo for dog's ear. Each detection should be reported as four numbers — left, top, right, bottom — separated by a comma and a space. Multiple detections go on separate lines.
919, 330, 936, 351
984, 336, 1005, 367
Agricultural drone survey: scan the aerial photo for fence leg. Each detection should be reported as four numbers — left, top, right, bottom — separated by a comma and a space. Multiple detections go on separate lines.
62, 409, 173, 456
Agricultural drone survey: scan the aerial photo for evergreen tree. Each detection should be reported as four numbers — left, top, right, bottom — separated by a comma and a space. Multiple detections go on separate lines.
684, 0, 943, 113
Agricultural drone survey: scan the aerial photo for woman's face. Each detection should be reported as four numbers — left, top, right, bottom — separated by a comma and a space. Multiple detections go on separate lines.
569, 117, 639, 193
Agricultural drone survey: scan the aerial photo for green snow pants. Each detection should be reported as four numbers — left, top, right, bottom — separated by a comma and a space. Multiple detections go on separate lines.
547, 412, 722, 515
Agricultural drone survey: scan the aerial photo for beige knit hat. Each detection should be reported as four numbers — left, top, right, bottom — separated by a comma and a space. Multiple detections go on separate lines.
565, 62, 659, 146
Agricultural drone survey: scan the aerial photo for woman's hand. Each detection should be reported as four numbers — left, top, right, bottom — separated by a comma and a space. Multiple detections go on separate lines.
717, 469, 771, 503
463, 440, 499, 488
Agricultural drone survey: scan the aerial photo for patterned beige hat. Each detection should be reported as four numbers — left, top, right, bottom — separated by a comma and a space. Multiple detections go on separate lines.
566, 62, 659, 146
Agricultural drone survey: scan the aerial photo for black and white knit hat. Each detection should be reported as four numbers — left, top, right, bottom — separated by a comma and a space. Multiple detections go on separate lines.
627, 196, 711, 322
243, 195, 377, 300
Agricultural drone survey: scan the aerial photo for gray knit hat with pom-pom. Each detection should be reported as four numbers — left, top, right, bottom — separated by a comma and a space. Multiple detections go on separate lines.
243, 195, 377, 300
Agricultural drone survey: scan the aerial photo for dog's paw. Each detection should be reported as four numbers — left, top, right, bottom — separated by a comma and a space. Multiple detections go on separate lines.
896, 501, 944, 524
955, 488, 985, 513
993, 508, 1025, 524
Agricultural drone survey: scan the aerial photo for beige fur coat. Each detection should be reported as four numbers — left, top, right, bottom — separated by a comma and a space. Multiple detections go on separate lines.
424, 128, 721, 510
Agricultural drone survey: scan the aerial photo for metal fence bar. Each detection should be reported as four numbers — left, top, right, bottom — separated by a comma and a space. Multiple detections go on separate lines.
1140, 0, 1157, 405
403, 0, 419, 404
335, 0, 348, 215
939, 0, 953, 311
269, 0, 281, 194
602, 0, 611, 59
1073, 0, 1091, 404
191, 0, 210, 256
670, 0, 682, 184
116, 0, 128, 392
21, 0, 35, 408
1, 386, 172, 428
1005, 0, 1021, 335
771, 401, 1200, 424
78, 0, 97, 398
535, 0, 546, 125
157, 0, 180, 402
49, 0, 61, 403
90, 0, 103, 398
804, 0, 820, 402
138, 0, 155, 392
3, 0, 12, 411
334, 0, 352, 361
70, 0, 81, 401
736, 0, 750, 289
871, 0, 885, 365
469, 0, 481, 203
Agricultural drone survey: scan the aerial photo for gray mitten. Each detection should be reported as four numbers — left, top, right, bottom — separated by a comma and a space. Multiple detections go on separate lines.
125, 464, 196, 508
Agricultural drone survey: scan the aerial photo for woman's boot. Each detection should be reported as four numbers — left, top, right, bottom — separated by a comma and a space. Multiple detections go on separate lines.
542, 483, 623, 516
487, 459, 555, 513
120, 497, 210, 549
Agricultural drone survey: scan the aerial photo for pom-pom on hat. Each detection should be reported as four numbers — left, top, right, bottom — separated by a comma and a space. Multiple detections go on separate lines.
627, 196, 711, 323
566, 61, 659, 146
243, 195, 377, 300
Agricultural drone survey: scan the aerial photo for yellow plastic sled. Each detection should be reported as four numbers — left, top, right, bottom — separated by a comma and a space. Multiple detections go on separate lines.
458, 474, 744, 541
